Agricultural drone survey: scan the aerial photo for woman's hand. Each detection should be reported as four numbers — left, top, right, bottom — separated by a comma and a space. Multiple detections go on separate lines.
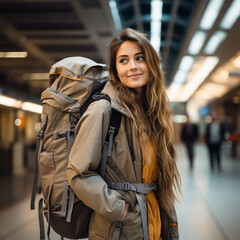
120, 202, 129, 221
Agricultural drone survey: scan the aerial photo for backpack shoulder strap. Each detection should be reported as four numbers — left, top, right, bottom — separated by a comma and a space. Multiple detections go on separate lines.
80, 86, 108, 116
100, 107, 122, 179
88, 93, 122, 141
108, 108, 122, 141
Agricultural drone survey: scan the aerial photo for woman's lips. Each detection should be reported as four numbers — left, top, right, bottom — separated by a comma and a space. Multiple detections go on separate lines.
127, 73, 143, 78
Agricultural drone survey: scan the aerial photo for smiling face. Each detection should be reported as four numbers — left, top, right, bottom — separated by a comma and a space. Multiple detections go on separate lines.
115, 41, 149, 94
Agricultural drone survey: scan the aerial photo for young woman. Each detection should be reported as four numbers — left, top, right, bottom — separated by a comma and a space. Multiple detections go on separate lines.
67, 28, 181, 240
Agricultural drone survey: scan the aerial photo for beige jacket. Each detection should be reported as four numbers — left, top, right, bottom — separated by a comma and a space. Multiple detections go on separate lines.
66, 81, 179, 240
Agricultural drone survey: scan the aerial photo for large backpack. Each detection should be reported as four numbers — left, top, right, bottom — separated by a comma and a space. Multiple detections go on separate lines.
30, 56, 122, 240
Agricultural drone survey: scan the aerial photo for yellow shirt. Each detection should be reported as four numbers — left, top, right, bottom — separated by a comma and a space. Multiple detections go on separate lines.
140, 136, 162, 240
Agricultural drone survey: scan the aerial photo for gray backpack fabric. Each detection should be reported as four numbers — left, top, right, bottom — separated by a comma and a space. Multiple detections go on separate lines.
30, 57, 120, 239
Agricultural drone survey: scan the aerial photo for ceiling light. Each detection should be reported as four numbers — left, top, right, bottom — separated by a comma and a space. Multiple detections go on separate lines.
0, 52, 28, 58
172, 70, 188, 85
233, 55, 240, 68
109, 0, 122, 32
179, 56, 219, 101
23, 73, 49, 80
200, 82, 228, 98
168, 56, 195, 101
15, 118, 22, 127
167, 85, 182, 102
21, 102, 42, 114
213, 73, 239, 87
220, 0, 240, 29
212, 69, 239, 87
173, 115, 187, 123
151, 0, 162, 21
188, 31, 207, 55
0, 94, 42, 114
0, 95, 22, 108
150, 0, 163, 52
193, 90, 213, 100
179, 56, 195, 71
204, 31, 227, 54
219, 70, 229, 79
199, 0, 225, 30
151, 21, 161, 52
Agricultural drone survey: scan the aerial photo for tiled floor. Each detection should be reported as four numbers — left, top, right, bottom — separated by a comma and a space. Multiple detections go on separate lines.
0, 143, 239, 240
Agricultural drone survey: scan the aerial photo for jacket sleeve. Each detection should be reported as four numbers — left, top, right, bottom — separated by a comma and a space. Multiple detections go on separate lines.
66, 99, 125, 223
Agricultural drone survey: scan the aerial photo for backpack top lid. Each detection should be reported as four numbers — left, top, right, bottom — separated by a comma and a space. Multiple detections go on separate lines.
49, 56, 108, 85
41, 56, 109, 113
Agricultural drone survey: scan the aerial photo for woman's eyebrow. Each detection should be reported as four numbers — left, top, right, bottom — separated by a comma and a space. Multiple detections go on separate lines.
117, 54, 128, 59
135, 52, 143, 56
117, 52, 143, 59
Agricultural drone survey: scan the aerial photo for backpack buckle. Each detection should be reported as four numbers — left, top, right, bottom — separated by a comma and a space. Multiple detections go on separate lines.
150, 183, 157, 191
123, 182, 131, 191
113, 221, 123, 240
108, 126, 115, 136
114, 221, 123, 230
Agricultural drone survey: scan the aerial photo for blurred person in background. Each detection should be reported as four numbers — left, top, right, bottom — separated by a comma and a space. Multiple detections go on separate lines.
180, 114, 199, 170
205, 111, 225, 172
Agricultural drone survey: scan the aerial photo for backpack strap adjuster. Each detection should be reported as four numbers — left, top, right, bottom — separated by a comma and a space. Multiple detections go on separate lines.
112, 221, 123, 240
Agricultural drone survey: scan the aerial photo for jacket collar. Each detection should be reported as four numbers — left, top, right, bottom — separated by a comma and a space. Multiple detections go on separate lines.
102, 81, 130, 117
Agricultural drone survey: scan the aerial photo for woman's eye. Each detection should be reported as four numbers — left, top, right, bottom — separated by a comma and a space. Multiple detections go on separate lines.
136, 56, 145, 61
119, 58, 127, 63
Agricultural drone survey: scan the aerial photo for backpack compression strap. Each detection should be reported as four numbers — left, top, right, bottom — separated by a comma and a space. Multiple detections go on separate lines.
31, 114, 48, 210
60, 114, 79, 223
30, 114, 48, 239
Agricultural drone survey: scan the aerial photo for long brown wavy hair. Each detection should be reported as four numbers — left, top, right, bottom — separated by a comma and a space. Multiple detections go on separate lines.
108, 28, 181, 212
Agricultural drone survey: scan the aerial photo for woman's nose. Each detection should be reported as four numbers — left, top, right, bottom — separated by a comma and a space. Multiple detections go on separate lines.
130, 59, 137, 69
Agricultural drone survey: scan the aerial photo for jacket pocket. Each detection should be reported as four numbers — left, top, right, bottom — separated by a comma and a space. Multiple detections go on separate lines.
120, 203, 143, 239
